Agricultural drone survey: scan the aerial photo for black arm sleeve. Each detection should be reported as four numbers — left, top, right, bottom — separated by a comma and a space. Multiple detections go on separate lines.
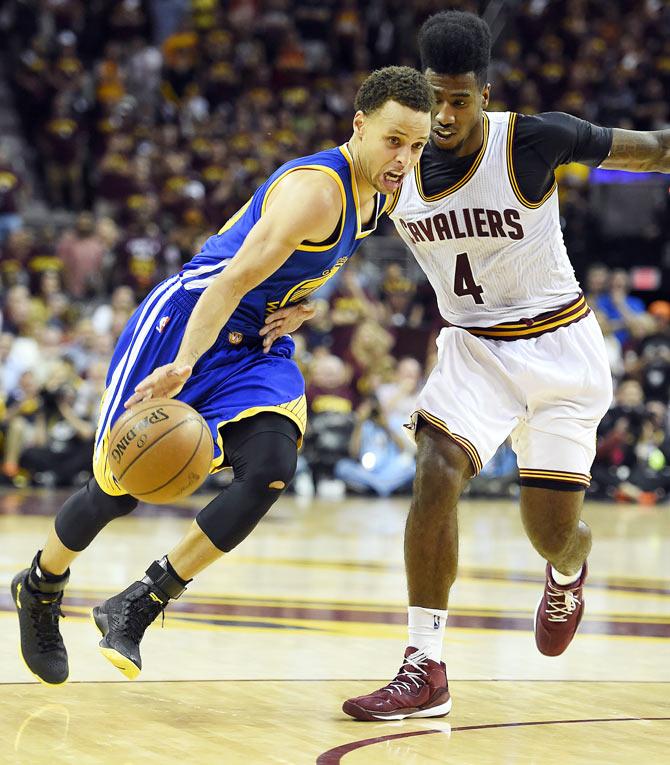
512, 112, 614, 202
517, 112, 613, 167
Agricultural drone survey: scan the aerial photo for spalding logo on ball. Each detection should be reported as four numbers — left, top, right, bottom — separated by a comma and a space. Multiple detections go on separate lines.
108, 398, 214, 504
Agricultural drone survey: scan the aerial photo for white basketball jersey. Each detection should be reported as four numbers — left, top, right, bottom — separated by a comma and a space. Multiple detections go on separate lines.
388, 111, 581, 327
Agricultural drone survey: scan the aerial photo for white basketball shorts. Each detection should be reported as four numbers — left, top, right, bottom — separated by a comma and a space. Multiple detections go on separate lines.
412, 312, 613, 489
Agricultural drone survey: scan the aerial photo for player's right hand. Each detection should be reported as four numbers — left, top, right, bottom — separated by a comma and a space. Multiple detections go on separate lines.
124, 364, 192, 408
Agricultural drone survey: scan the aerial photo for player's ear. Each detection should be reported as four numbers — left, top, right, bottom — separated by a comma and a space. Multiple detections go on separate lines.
481, 84, 490, 109
352, 110, 366, 138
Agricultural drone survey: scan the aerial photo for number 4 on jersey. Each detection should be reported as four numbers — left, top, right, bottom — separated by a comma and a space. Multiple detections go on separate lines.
454, 251, 484, 304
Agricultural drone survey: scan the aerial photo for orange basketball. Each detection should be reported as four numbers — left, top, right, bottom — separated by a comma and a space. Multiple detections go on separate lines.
107, 398, 213, 504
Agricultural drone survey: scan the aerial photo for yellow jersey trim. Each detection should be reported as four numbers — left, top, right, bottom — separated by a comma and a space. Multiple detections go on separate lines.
217, 198, 252, 235
383, 187, 402, 216
338, 144, 381, 239
260, 164, 347, 252
275, 256, 349, 308
506, 112, 557, 209
211, 396, 307, 471
414, 113, 490, 202
93, 428, 126, 496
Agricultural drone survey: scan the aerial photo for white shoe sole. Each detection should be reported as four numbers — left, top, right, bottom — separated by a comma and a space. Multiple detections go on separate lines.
372, 697, 452, 721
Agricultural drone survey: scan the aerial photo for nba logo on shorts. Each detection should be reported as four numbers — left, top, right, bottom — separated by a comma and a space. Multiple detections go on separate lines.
434, 615, 440, 629
156, 316, 171, 334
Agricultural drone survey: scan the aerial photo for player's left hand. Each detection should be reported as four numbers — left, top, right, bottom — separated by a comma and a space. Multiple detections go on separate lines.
260, 302, 317, 352
124, 363, 192, 408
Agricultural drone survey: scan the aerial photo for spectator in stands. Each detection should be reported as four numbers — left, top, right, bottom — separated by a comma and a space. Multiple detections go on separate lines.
57, 212, 109, 298
593, 309, 625, 381
590, 378, 653, 502
0, 147, 26, 243
596, 269, 648, 346
300, 298, 334, 352
0, 332, 14, 395
379, 263, 424, 329
113, 212, 167, 296
2, 284, 35, 336
638, 302, 670, 405
1, 228, 35, 289
20, 358, 106, 487
328, 266, 380, 357
42, 95, 86, 211
91, 285, 137, 338
376, 356, 423, 428
335, 394, 415, 498
303, 352, 356, 496
1, 370, 46, 483
584, 263, 610, 307
346, 318, 396, 400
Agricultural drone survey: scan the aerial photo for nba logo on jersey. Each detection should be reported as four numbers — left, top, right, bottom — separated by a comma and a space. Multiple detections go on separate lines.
156, 316, 171, 334
434, 615, 440, 629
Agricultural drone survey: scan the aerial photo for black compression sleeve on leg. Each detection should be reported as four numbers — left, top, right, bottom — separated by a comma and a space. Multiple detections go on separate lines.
196, 413, 299, 552
54, 478, 139, 552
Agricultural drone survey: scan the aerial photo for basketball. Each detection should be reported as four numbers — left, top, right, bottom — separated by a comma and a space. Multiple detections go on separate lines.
107, 398, 213, 504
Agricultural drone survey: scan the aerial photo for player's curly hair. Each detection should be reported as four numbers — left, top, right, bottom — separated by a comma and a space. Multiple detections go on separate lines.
419, 11, 491, 87
354, 66, 434, 115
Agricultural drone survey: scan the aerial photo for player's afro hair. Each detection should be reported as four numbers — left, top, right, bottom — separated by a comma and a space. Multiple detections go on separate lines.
419, 11, 491, 87
354, 66, 434, 115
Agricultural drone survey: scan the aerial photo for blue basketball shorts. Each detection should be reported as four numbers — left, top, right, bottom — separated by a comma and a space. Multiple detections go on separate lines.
93, 276, 307, 496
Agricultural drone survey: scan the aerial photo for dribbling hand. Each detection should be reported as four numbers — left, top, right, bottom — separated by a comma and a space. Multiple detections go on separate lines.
259, 303, 317, 352
124, 364, 192, 408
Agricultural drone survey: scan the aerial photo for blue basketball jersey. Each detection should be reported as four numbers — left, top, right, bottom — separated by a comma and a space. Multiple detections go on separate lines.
93, 144, 388, 496
179, 144, 387, 337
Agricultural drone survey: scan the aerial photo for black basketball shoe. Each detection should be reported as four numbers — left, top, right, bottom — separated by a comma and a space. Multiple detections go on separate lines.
92, 557, 188, 679
11, 553, 70, 685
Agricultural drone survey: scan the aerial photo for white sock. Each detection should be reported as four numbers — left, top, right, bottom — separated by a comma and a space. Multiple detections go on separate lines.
408, 606, 447, 662
551, 565, 583, 586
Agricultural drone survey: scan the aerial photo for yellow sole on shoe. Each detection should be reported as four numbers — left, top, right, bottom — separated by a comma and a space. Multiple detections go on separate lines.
98, 646, 140, 680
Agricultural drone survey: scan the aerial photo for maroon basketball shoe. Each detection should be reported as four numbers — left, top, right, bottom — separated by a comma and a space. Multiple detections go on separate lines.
534, 561, 588, 656
342, 647, 451, 721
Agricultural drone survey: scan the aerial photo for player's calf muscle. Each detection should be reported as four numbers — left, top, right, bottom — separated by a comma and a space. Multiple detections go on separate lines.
520, 488, 590, 567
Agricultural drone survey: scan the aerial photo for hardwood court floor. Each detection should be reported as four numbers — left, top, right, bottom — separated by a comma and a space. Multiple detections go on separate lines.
0, 489, 668, 764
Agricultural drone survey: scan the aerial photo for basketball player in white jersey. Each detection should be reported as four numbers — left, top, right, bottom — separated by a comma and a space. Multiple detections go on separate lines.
318, 11, 666, 720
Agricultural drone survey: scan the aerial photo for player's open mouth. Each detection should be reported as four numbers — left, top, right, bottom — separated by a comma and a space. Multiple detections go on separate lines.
383, 170, 404, 190
433, 128, 457, 141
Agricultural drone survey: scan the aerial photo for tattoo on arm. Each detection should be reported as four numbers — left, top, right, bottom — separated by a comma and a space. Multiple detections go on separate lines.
600, 128, 670, 172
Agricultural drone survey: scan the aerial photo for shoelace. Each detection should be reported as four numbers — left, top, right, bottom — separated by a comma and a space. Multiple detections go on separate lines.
385, 652, 429, 695
30, 598, 65, 653
545, 583, 581, 622
120, 588, 166, 643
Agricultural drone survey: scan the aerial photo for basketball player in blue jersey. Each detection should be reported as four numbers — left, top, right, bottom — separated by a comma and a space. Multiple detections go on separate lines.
264, 13, 669, 721
11, 66, 433, 685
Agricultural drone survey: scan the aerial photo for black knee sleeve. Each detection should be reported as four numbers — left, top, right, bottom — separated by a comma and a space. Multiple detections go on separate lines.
196, 414, 298, 552
55, 478, 139, 552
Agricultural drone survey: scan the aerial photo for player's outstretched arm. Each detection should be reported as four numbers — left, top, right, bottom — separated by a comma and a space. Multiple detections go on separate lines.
600, 128, 670, 173
125, 170, 343, 407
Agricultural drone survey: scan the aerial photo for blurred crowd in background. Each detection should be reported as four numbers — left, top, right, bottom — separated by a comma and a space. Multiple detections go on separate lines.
0, 0, 668, 503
